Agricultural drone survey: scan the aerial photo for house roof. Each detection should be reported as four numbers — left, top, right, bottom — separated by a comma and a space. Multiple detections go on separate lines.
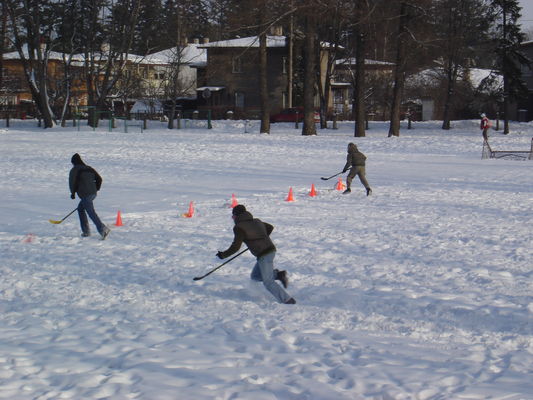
335, 58, 394, 66
2, 48, 170, 66
147, 44, 207, 67
2, 49, 85, 62
406, 67, 502, 91
198, 35, 287, 48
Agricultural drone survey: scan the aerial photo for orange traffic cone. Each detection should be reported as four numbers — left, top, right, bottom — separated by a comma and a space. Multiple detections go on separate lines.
230, 193, 238, 208
309, 183, 317, 197
335, 177, 345, 191
182, 201, 194, 218
286, 187, 295, 202
115, 210, 123, 226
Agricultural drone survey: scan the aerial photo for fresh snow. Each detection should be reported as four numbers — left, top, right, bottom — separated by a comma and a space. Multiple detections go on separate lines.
0, 118, 532, 400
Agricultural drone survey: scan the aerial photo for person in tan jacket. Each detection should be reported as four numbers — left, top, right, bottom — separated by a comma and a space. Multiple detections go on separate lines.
342, 143, 372, 196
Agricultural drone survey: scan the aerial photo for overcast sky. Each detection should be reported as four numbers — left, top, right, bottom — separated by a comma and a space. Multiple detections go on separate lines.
519, 0, 533, 31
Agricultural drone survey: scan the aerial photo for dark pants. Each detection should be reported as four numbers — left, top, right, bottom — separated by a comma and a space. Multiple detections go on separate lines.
347, 166, 370, 190
77, 194, 105, 235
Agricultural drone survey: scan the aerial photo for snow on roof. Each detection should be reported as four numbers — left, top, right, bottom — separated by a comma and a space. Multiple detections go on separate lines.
406, 67, 502, 90
3, 49, 169, 66
199, 36, 286, 48
335, 58, 394, 66
2, 50, 84, 62
147, 44, 207, 66
196, 86, 225, 91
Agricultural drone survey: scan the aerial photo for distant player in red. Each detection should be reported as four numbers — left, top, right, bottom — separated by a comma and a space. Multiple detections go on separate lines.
480, 113, 490, 141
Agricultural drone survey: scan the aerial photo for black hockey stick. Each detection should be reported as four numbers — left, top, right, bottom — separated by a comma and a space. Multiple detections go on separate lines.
320, 171, 343, 180
193, 249, 249, 281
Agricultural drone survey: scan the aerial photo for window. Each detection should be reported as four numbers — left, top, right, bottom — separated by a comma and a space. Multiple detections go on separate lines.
235, 92, 245, 108
232, 57, 243, 73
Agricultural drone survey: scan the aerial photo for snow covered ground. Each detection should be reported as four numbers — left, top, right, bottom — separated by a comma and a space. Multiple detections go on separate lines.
1, 118, 532, 400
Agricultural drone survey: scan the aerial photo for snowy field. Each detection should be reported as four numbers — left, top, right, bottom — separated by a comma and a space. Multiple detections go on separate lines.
0, 118, 532, 400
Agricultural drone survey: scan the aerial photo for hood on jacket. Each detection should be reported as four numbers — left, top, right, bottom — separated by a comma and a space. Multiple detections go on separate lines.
347, 142, 358, 153
234, 211, 254, 223
71, 153, 85, 166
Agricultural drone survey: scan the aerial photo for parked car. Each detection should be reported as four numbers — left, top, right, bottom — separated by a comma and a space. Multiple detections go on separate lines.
270, 107, 320, 123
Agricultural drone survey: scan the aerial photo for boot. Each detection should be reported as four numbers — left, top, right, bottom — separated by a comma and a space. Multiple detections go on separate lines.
275, 269, 289, 288
366, 187, 372, 196
342, 188, 351, 194
285, 298, 296, 304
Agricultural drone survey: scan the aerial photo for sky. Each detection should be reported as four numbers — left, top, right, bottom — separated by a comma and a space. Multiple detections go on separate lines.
519, 0, 533, 31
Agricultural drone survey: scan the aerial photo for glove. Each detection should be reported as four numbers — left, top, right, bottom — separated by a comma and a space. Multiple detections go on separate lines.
216, 251, 224, 259
342, 168, 348, 173
70, 193, 75, 199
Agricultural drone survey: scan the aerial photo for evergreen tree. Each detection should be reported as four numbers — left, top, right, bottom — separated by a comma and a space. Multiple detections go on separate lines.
134, 0, 165, 54
492, 0, 530, 134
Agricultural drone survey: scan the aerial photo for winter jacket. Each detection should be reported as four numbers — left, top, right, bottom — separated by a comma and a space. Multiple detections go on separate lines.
343, 143, 366, 172
480, 117, 490, 130
69, 165, 102, 198
219, 211, 276, 258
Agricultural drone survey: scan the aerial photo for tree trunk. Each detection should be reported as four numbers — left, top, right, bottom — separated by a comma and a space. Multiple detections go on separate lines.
302, 14, 317, 136
259, 32, 270, 134
441, 64, 458, 130
354, 28, 366, 137
388, 2, 408, 138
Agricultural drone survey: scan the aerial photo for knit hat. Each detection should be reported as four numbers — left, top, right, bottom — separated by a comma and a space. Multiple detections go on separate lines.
232, 204, 246, 216
71, 153, 84, 165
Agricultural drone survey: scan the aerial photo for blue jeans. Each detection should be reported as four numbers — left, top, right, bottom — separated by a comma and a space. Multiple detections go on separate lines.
77, 194, 105, 235
250, 251, 292, 303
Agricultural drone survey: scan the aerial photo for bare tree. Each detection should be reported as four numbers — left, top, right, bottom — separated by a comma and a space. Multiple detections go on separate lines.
302, 10, 318, 135
435, 0, 492, 130
77, 0, 141, 127
388, 1, 410, 137
5, 0, 59, 128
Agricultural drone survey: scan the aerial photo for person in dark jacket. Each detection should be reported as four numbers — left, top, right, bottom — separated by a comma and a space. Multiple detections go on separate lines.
69, 153, 110, 240
217, 205, 296, 304
342, 142, 372, 196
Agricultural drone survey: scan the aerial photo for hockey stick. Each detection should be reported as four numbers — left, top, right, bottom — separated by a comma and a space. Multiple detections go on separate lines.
320, 171, 343, 180
193, 248, 249, 281
49, 208, 77, 224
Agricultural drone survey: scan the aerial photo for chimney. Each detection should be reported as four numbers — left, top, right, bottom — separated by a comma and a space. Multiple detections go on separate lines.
203, 38, 210, 44
193, 38, 200, 44
39, 36, 46, 52
270, 26, 283, 36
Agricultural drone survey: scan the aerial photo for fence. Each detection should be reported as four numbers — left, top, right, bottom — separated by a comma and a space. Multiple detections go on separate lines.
482, 138, 533, 160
